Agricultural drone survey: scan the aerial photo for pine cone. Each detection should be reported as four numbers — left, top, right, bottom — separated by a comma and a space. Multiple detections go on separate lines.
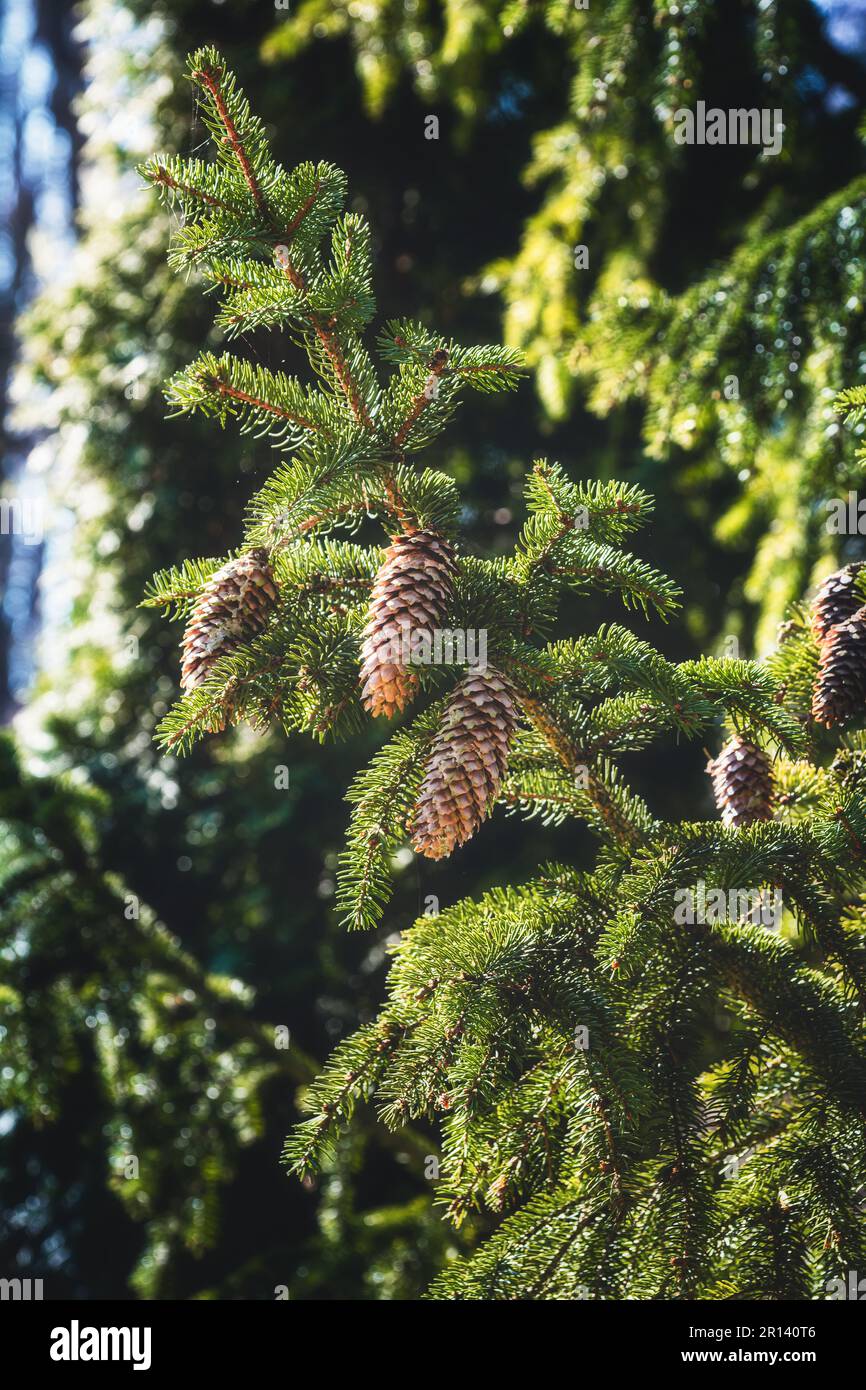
360, 530, 457, 718
812, 604, 866, 728
707, 736, 773, 828
410, 668, 519, 859
810, 563, 865, 643
180, 548, 278, 693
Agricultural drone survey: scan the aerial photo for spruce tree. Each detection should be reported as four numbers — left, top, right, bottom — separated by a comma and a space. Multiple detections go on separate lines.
144, 50, 866, 1300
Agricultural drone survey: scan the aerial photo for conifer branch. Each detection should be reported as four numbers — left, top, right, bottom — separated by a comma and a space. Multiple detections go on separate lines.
205, 372, 327, 437
392, 346, 450, 451
309, 315, 377, 432
284, 181, 321, 240
191, 59, 270, 221
519, 693, 645, 850
145, 162, 245, 216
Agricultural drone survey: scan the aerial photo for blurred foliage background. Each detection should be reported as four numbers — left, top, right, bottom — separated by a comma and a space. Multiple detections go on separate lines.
1, 0, 865, 1298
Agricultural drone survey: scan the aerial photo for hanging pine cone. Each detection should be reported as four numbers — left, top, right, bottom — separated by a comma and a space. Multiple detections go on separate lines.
410, 668, 519, 860
707, 736, 773, 828
360, 530, 457, 718
180, 548, 278, 693
812, 604, 866, 728
810, 563, 865, 643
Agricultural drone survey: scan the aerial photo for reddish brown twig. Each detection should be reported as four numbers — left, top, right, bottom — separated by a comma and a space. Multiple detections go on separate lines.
393, 349, 450, 451
193, 63, 270, 220
201, 373, 330, 438
146, 165, 244, 217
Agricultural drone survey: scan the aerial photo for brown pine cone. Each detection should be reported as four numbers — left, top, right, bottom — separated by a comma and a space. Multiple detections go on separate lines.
410, 668, 519, 859
812, 604, 866, 728
810, 563, 865, 643
360, 530, 457, 718
180, 548, 278, 693
707, 736, 773, 828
